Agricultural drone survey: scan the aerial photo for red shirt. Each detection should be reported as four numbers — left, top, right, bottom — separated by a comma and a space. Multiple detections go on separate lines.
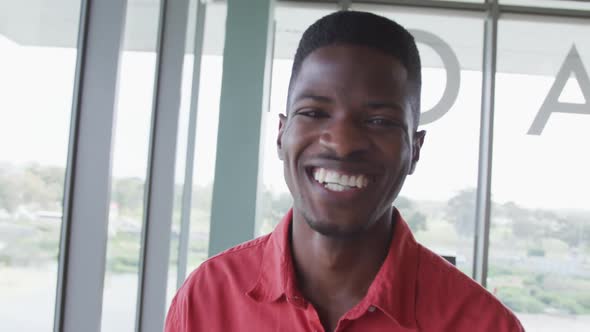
166, 209, 524, 331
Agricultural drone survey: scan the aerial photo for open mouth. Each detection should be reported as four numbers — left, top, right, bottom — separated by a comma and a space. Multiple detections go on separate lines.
309, 167, 370, 192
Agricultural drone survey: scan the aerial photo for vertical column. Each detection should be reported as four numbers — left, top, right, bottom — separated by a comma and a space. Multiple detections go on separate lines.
472, 0, 499, 286
177, 0, 207, 289
208, 0, 275, 256
54, 1, 127, 331
135, 0, 190, 331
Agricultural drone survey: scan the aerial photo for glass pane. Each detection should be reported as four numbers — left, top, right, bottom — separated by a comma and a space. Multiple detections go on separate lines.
501, 0, 590, 10
183, 1, 227, 278
0, 2, 81, 331
164, 0, 227, 309
100, 1, 161, 331
164, 0, 199, 311
490, 15, 590, 332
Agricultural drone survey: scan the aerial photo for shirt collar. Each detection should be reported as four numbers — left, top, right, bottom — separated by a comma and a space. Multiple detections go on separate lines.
246, 209, 301, 303
246, 208, 420, 328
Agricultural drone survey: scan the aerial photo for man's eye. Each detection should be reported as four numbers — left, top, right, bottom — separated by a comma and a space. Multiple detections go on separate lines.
367, 118, 395, 127
298, 109, 327, 118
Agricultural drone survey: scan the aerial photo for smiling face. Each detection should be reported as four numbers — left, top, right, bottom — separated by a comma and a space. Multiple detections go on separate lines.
278, 44, 425, 238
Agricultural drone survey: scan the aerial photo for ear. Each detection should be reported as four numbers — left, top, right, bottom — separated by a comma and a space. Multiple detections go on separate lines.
408, 130, 426, 175
277, 113, 287, 160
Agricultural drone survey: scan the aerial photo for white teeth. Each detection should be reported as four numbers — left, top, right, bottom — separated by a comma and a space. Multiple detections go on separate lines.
326, 171, 337, 183
317, 168, 326, 183
312, 167, 369, 190
356, 176, 363, 188
348, 175, 357, 187
340, 175, 349, 186
325, 183, 346, 192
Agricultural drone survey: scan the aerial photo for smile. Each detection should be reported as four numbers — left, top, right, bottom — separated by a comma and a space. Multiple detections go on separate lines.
312, 167, 369, 192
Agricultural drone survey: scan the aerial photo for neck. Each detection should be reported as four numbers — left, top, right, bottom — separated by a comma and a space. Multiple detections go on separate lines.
290, 208, 394, 305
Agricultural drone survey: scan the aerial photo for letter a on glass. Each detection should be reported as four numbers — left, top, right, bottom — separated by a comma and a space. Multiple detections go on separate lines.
528, 45, 590, 135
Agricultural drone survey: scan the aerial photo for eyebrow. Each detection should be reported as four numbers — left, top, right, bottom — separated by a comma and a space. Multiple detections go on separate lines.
365, 101, 405, 113
290, 94, 405, 114
292, 93, 333, 104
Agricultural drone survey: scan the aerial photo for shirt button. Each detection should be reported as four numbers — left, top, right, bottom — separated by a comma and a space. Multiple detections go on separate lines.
368, 305, 376, 312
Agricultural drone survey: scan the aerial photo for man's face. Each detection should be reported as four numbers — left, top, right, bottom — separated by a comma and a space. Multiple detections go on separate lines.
277, 44, 425, 237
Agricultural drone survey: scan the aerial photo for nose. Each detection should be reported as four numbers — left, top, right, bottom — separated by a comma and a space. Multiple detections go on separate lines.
319, 115, 370, 159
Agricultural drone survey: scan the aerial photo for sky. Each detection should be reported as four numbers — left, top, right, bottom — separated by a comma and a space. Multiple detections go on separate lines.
1, 34, 589, 211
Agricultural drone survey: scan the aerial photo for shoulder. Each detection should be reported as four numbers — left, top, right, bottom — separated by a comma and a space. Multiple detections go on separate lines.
181, 233, 270, 295
193, 234, 269, 284
415, 244, 524, 332
165, 234, 271, 331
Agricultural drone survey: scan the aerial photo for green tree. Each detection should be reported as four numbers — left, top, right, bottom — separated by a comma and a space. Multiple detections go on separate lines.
0, 168, 19, 212
111, 177, 145, 215
22, 164, 64, 208
550, 213, 590, 249
0, 163, 65, 212
395, 196, 427, 232
445, 189, 476, 237
497, 202, 543, 239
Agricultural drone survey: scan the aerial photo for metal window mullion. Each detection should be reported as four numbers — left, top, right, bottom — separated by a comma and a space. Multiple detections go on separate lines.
472, 0, 498, 286
177, 0, 207, 289
355, 0, 488, 11
135, 0, 190, 331
54, 0, 128, 331
281, 0, 590, 16
499, 4, 590, 19
283, 0, 488, 12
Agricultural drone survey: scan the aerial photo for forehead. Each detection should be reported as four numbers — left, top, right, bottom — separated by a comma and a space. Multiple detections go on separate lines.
289, 44, 410, 105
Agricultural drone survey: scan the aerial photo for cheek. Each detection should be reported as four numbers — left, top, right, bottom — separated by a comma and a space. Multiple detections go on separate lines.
282, 125, 315, 164
381, 142, 413, 178
280, 132, 303, 186
280, 137, 298, 172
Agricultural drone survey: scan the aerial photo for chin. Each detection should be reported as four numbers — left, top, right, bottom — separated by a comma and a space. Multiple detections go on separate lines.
302, 211, 370, 239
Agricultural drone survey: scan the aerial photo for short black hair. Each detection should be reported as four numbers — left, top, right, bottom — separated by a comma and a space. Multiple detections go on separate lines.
288, 10, 422, 128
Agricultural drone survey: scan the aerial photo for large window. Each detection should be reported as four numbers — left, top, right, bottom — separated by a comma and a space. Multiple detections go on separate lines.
489, 15, 590, 331
183, 0, 227, 282
101, 1, 161, 331
0, 1, 81, 331
166, 0, 227, 307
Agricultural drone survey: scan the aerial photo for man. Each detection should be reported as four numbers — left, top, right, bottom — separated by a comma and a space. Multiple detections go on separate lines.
166, 11, 524, 332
